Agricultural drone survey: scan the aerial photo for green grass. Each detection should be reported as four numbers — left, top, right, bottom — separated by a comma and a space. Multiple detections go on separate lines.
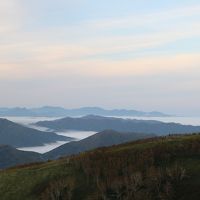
0, 160, 70, 200
1, 134, 200, 200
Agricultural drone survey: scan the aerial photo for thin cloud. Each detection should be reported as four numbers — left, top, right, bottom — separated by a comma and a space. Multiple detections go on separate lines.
84, 4, 200, 29
0, 1, 200, 114
1, 53, 199, 79
0, 1, 23, 33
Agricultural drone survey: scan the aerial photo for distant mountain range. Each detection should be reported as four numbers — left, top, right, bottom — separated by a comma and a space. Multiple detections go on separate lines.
0, 106, 170, 117
2, 115, 200, 169
0, 118, 73, 148
36, 115, 200, 135
44, 130, 155, 159
0, 145, 43, 169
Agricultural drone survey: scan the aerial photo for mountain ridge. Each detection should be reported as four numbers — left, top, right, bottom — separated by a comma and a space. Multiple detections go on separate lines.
35, 115, 200, 135
44, 130, 155, 159
0, 106, 170, 117
0, 145, 43, 169
0, 118, 73, 148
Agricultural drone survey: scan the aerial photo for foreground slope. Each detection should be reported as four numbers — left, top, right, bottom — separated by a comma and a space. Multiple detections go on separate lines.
0, 145, 43, 169
44, 130, 155, 159
0, 118, 73, 147
36, 115, 200, 135
1, 134, 200, 200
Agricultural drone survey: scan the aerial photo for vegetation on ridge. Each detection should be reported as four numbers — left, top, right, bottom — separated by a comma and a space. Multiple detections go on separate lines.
1, 134, 200, 200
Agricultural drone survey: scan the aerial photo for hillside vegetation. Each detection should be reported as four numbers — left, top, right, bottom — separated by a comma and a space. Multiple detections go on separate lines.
1, 134, 200, 200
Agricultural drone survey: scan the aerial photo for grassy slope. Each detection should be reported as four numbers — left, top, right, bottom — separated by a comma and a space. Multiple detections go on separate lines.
0, 134, 200, 200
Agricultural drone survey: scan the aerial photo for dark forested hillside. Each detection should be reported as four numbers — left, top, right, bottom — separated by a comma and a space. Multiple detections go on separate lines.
44, 130, 155, 159
1, 134, 200, 200
0, 145, 43, 169
0, 118, 73, 147
0, 130, 154, 168
36, 115, 200, 135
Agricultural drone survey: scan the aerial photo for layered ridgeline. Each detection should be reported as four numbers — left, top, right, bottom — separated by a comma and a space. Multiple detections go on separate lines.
0, 118, 73, 147
1, 134, 200, 200
0, 145, 43, 169
36, 115, 200, 135
0, 130, 154, 168
44, 130, 155, 159
0, 106, 169, 117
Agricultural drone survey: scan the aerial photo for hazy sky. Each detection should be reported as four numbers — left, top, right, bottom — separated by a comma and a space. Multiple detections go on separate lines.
0, 0, 200, 116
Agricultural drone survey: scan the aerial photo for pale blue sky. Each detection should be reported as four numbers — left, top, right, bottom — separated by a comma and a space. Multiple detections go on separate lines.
0, 0, 200, 115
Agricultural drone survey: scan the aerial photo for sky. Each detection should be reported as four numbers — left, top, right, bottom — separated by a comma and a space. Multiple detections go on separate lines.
0, 0, 200, 116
